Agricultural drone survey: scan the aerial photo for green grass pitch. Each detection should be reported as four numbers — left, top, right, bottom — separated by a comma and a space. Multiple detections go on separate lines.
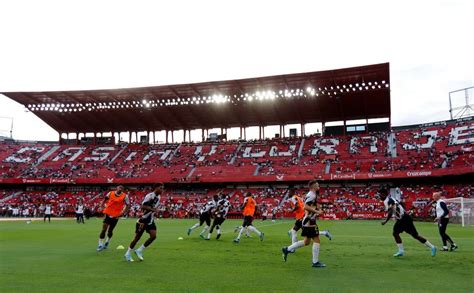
1, 218, 473, 292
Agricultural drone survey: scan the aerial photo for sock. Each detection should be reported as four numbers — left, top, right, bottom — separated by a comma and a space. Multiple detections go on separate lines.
291, 229, 298, 244
397, 243, 404, 253
424, 241, 435, 249
207, 233, 211, 239
320, 230, 328, 237
200, 225, 209, 235
137, 244, 145, 252
126, 247, 132, 255
99, 238, 104, 246
190, 223, 200, 231
248, 226, 262, 237
237, 227, 245, 240
288, 240, 305, 252
217, 228, 221, 235
105, 237, 112, 244
312, 243, 320, 264
443, 246, 448, 250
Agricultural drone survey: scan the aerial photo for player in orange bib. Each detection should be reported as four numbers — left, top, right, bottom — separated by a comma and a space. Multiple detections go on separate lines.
97, 185, 130, 252
233, 192, 264, 243
287, 189, 306, 244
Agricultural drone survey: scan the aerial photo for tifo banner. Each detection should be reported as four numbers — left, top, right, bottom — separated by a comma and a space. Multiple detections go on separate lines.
0, 166, 472, 184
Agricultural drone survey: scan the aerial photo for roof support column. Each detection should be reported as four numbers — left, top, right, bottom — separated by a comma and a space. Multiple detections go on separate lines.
128, 132, 131, 144
135, 132, 138, 143
93, 133, 97, 145
365, 119, 369, 134
76, 133, 79, 145
343, 121, 347, 136
183, 130, 186, 142
165, 130, 169, 144
244, 127, 246, 140
188, 129, 192, 142
171, 131, 174, 143
282, 125, 285, 137
240, 127, 242, 139
201, 129, 205, 142
301, 123, 305, 137
259, 126, 262, 140
262, 126, 265, 139
58, 132, 62, 145
152, 131, 156, 144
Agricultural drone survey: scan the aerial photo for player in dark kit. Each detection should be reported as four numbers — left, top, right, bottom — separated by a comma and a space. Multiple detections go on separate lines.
432, 192, 458, 251
124, 183, 164, 262
187, 195, 218, 239
282, 180, 326, 268
379, 188, 437, 257
286, 188, 332, 247
206, 194, 231, 240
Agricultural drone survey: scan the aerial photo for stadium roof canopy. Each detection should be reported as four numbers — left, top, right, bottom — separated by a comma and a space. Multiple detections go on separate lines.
2, 63, 390, 134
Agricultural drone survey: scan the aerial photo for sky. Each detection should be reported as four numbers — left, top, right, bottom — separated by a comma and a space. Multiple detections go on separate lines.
0, 0, 472, 142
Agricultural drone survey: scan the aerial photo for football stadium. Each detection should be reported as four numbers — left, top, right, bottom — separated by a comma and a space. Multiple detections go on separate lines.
0, 2, 473, 293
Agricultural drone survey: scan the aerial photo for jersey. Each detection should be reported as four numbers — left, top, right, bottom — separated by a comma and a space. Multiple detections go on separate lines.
45, 206, 52, 215
216, 198, 231, 218
384, 196, 405, 220
200, 200, 217, 214
76, 204, 84, 214
435, 199, 449, 219
243, 196, 256, 217
290, 195, 305, 220
103, 191, 129, 218
139, 192, 161, 225
302, 191, 318, 226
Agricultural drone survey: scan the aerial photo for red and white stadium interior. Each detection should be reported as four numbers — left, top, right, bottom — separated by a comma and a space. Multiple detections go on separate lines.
0, 63, 472, 219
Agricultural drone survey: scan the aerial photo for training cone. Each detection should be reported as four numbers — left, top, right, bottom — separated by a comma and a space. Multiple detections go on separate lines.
116, 245, 125, 250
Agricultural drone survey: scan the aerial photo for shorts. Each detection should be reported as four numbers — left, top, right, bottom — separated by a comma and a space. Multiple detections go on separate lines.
242, 215, 253, 227
103, 215, 119, 229
393, 214, 419, 237
301, 218, 319, 238
293, 218, 303, 231
135, 221, 157, 235
213, 216, 226, 226
199, 212, 211, 226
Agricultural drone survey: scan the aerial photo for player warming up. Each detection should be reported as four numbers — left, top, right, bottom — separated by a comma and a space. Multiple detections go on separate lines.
75, 200, 85, 224
432, 192, 458, 251
125, 183, 164, 262
44, 204, 52, 223
379, 188, 437, 257
206, 194, 231, 240
187, 195, 218, 239
286, 188, 332, 247
96, 185, 130, 252
282, 180, 326, 268
234, 192, 264, 243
